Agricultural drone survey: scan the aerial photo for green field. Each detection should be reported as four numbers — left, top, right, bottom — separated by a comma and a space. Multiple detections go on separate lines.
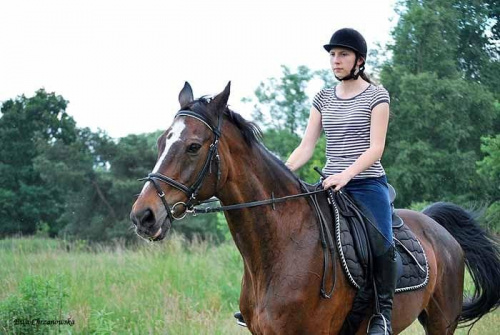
0, 237, 498, 334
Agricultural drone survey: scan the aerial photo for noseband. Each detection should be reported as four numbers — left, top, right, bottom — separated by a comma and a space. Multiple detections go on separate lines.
140, 109, 223, 221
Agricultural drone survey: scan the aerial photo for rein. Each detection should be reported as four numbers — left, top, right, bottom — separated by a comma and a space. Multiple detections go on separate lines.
188, 188, 327, 215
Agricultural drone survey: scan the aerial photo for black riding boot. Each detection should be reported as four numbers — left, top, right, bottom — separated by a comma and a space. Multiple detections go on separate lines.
367, 246, 398, 335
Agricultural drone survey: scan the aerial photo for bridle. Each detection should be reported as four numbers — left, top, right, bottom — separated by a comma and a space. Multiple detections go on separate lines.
140, 107, 330, 221
139, 108, 338, 298
140, 108, 223, 221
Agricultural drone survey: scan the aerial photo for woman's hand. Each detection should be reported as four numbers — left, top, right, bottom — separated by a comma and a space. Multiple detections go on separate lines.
322, 172, 353, 191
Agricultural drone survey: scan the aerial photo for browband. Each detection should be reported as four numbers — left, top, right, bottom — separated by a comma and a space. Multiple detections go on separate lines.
176, 110, 214, 132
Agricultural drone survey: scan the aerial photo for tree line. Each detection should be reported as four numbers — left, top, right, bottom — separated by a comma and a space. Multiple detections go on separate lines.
0, 0, 498, 242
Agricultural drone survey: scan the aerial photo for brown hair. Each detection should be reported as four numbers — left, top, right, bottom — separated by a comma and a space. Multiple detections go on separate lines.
360, 71, 372, 84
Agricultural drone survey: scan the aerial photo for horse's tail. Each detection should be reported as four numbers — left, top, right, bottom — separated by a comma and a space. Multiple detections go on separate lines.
423, 202, 500, 326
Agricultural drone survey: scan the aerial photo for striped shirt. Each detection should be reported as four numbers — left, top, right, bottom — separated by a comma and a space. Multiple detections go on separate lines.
312, 84, 390, 179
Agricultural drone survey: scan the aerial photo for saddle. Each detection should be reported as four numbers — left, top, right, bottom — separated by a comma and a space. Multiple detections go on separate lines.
306, 182, 429, 293
336, 187, 429, 292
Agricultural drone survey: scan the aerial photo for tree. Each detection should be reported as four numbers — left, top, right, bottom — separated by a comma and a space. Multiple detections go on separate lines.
33, 127, 120, 239
381, 0, 500, 207
57, 131, 160, 242
244, 66, 335, 183
0, 89, 77, 236
477, 134, 500, 232
251, 65, 315, 134
390, 0, 499, 84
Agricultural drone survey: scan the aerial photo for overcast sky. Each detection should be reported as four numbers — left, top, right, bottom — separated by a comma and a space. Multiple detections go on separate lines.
0, 0, 397, 138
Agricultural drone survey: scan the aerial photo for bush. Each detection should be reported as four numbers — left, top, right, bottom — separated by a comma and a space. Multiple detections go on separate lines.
485, 201, 500, 234
0, 275, 73, 334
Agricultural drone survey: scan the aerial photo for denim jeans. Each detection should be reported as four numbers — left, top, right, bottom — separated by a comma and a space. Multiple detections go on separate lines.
343, 175, 393, 252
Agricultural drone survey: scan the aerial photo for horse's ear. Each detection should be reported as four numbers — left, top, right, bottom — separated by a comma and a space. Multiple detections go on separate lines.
179, 82, 194, 109
209, 81, 231, 113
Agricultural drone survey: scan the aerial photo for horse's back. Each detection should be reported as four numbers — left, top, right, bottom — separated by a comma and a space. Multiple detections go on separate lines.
397, 208, 463, 258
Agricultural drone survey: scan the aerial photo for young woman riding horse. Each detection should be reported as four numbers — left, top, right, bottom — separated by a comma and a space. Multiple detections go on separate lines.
285, 28, 395, 334
130, 33, 500, 335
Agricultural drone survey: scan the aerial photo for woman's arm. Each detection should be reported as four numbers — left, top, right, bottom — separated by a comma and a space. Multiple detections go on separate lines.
322, 102, 390, 190
285, 107, 323, 172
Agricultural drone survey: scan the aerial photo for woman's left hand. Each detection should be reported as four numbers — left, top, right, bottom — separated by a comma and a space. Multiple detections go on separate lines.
322, 172, 353, 191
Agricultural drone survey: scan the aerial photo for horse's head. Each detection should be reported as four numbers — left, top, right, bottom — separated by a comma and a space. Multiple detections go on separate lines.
130, 81, 231, 241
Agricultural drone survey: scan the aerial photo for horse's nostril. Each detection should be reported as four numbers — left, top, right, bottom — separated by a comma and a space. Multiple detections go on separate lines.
139, 208, 156, 228
131, 208, 156, 228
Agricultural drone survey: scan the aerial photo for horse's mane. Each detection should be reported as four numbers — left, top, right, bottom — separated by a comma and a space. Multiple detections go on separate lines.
185, 97, 301, 185
186, 97, 263, 146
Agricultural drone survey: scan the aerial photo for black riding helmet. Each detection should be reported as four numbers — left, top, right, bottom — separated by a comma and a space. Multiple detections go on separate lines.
323, 28, 367, 81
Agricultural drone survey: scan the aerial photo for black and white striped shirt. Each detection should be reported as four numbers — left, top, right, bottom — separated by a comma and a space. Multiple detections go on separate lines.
312, 84, 390, 179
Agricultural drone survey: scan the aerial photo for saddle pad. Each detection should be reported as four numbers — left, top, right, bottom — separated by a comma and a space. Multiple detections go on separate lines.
336, 216, 429, 293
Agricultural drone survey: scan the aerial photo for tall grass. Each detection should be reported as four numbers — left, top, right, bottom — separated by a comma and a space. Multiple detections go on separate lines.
0, 236, 498, 334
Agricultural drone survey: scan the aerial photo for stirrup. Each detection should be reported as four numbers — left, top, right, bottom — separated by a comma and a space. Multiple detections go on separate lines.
234, 311, 247, 328
367, 313, 389, 335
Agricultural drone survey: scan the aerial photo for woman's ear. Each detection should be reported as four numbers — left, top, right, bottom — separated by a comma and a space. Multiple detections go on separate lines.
357, 56, 365, 67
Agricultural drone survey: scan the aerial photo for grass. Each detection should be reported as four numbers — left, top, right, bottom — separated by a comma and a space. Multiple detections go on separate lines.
0, 236, 498, 334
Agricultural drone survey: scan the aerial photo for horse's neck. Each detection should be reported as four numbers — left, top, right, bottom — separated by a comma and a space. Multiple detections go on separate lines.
216, 145, 318, 272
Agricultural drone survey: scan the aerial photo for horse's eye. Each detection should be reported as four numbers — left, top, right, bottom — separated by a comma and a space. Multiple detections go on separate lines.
187, 143, 202, 154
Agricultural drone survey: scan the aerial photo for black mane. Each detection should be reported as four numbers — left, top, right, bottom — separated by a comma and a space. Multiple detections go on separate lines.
185, 97, 262, 146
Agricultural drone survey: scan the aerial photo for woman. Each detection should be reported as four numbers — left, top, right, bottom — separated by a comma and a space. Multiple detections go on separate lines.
285, 28, 396, 335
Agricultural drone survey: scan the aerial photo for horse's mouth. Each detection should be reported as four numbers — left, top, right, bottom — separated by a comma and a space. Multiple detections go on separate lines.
150, 220, 171, 241
136, 219, 170, 242
150, 226, 162, 240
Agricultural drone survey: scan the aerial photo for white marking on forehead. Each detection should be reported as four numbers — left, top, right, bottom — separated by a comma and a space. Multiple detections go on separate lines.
152, 118, 186, 173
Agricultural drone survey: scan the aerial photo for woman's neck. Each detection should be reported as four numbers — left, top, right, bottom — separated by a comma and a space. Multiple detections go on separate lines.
336, 78, 370, 98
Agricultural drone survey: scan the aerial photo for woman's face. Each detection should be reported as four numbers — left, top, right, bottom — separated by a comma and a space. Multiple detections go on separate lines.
329, 47, 362, 77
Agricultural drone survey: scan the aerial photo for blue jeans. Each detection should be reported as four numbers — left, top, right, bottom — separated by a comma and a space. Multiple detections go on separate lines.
343, 175, 393, 252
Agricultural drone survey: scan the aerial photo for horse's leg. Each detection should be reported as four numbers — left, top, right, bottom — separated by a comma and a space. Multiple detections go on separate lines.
418, 293, 461, 334
418, 252, 464, 334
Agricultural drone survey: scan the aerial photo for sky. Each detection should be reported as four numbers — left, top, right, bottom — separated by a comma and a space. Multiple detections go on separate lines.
0, 0, 398, 138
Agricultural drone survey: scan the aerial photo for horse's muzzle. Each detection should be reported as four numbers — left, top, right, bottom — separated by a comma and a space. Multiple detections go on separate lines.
130, 207, 170, 242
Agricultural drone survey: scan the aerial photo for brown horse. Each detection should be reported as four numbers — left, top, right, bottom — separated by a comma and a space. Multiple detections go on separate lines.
130, 82, 500, 334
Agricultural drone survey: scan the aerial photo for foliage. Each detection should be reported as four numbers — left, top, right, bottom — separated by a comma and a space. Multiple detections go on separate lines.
0, 87, 242, 243
0, 89, 77, 236
381, 0, 500, 208
0, 274, 71, 334
0, 236, 247, 334
1, 0, 499, 242
244, 66, 333, 183
477, 134, 500, 187
390, 0, 499, 93
477, 134, 500, 232
383, 73, 497, 206
251, 65, 315, 134
57, 131, 160, 242
0, 237, 499, 334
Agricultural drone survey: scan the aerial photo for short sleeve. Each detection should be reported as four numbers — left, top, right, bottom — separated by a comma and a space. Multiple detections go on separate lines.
312, 89, 325, 113
370, 86, 390, 111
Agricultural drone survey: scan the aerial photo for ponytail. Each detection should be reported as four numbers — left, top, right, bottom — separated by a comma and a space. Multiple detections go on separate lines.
360, 72, 372, 84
